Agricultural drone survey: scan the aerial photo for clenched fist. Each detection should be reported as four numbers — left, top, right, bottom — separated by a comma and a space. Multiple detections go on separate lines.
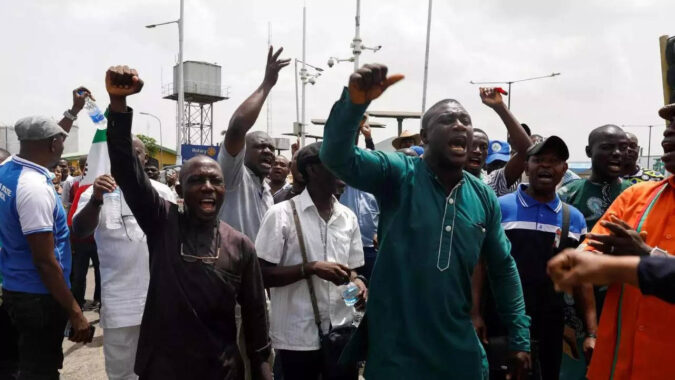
106, 65, 144, 98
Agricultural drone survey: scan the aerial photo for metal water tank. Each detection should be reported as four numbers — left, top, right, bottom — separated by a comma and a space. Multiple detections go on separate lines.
171, 61, 225, 103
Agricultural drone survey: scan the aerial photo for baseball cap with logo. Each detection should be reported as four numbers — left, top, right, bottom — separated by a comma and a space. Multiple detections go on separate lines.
486, 140, 511, 164
14, 116, 68, 141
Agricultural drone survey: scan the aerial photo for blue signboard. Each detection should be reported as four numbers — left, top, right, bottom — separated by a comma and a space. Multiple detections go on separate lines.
181, 144, 220, 163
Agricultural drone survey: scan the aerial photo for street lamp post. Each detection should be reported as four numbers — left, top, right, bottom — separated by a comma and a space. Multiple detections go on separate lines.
327, 0, 381, 70
421, 0, 433, 115
139, 112, 164, 166
145, 0, 184, 164
469, 72, 561, 109
294, 58, 323, 148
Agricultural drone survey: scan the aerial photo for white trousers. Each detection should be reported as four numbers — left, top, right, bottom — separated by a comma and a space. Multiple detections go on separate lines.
103, 325, 141, 380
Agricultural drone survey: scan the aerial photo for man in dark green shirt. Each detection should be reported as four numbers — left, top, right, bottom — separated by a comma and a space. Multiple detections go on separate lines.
320, 64, 530, 380
556, 124, 629, 380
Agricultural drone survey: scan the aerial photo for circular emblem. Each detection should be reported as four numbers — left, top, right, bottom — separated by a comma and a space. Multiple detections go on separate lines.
206, 147, 216, 157
491, 142, 502, 152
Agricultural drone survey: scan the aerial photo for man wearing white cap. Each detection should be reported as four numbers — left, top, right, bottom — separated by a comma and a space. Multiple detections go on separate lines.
0, 88, 94, 379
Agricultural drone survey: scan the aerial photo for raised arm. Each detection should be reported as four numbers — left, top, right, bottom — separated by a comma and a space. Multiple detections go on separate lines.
320, 64, 404, 195
480, 88, 531, 186
58, 87, 94, 133
105, 65, 165, 236
223, 46, 290, 157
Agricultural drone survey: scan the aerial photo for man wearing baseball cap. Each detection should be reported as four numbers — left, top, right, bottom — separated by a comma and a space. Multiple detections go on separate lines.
0, 88, 94, 379
478, 136, 594, 379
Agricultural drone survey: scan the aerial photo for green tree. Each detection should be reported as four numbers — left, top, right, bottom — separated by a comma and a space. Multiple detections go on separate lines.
136, 134, 159, 157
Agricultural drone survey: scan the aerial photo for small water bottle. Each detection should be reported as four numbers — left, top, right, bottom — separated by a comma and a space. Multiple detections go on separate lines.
341, 282, 360, 307
81, 94, 107, 127
103, 188, 122, 230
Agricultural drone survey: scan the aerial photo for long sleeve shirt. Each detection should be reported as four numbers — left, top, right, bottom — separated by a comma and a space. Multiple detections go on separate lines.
107, 108, 270, 380
320, 88, 530, 380
584, 178, 675, 380
638, 255, 675, 304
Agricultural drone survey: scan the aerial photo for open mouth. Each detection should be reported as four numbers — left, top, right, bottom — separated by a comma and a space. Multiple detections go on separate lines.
536, 171, 554, 183
607, 160, 622, 172
199, 199, 217, 212
661, 141, 675, 164
449, 136, 467, 155
467, 156, 482, 168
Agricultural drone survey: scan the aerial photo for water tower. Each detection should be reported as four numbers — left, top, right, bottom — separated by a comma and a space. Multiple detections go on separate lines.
164, 61, 229, 146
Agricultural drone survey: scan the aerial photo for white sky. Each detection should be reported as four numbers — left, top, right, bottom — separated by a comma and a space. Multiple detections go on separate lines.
1, 0, 673, 161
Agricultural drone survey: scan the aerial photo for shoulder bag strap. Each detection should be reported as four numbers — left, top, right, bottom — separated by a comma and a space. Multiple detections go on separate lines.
290, 199, 324, 338
560, 202, 571, 247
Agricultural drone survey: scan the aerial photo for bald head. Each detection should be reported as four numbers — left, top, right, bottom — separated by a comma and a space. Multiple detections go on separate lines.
588, 125, 624, 146
180, 155, 221, 185
132, 135, 148, 167
421, 99, 468, 132
626, 132, 638, 144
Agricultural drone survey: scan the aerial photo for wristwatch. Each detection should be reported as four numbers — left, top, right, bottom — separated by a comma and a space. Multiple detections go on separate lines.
650, 246, 669, 257
63, 109, 78, 121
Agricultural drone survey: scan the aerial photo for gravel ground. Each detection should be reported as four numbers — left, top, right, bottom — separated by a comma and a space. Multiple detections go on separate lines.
61, 267, 106, 380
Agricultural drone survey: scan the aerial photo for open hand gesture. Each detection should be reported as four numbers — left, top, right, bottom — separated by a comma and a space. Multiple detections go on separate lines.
263, 46, 291, 88
479, 87, 505, 109
106, 65, 144, 98
587, 215, 651, 256
348, 64, 404, 105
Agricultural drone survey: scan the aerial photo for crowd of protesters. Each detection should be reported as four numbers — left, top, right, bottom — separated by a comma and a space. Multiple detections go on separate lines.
1, 44, 675, 380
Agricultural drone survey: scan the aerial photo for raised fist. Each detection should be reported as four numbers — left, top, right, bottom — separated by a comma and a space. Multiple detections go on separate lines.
348, 64, 404, 105
106, 65, 144, 98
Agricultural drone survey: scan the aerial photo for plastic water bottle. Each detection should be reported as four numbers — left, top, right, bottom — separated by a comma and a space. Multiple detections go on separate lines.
103, 188, 122, 230
341, 282, 360, 307
81, 94, 107, 127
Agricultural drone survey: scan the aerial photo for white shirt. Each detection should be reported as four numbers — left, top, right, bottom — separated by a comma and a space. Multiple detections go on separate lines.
217, 145, 274, 241
74, 179, 175, 329
255, 189, 364, 351
60, 175, 76, 209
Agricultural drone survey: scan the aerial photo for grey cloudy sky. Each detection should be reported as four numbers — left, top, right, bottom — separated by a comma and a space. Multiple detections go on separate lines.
1, 0, 672, 161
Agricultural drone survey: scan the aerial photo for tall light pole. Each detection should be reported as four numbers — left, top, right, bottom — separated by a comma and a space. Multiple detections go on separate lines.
146, 0, 184, 164
327, 0, 381, 70
139, 112, 164, 166
294, 59, 323, 148
421, 0, 433, 115
469, 72, 561, 109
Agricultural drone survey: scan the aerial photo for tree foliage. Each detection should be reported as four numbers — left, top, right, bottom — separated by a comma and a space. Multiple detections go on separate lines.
136, 134, 159, 156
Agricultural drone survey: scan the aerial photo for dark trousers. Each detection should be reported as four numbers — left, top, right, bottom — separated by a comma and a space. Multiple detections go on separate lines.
70, 240, 100, 306
530, 314, 564, 380
355, 246, 377, 282
2, 290, 68, 380
277, 350, 358, 380
0, 295, 19, 379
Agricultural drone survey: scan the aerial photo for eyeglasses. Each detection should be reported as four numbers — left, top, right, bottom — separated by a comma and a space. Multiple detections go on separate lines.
180, 227, 221, 264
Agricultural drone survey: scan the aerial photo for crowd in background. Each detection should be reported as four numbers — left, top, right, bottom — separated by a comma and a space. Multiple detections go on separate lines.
1, 46, 675, 380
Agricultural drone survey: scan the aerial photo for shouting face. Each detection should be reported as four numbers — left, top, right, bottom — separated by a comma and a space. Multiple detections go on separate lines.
245, 131, 275, 178
181, 156, 226, 223
421, 100, 473, 170
466, 130, 489, 176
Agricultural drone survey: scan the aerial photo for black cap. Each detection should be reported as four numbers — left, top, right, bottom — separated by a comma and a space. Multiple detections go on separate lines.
526, 135, 569, 161
296, 141, 323, 178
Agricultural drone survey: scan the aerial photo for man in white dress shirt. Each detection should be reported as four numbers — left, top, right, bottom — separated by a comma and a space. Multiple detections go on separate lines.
255, 142, 367, 380
72, 136, 175, 380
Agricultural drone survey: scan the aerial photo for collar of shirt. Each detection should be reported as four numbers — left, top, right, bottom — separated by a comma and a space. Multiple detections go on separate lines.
295, 188, 341, 220
516, 184, 562, 213
11, 156, 50, 178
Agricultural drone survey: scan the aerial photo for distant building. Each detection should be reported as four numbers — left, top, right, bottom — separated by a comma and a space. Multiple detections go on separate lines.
1, 123, 79, 155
